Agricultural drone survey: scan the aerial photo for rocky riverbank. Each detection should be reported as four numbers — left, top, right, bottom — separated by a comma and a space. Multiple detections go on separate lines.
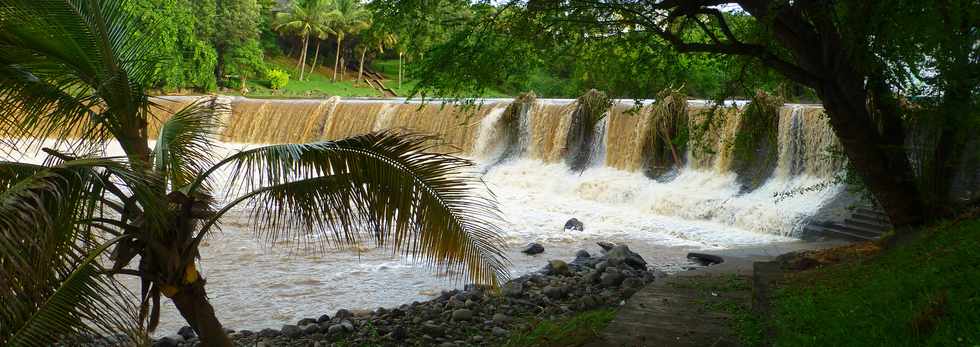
153, 243, 670, 347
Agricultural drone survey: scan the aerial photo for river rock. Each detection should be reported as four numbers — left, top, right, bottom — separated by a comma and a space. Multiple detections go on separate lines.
543, 285, 567, 299
492, 327, 509, 337
334, 309, 353, 320
606, 245, 647, 270
597, 241, 616, 252
340, 320, 354, 331
492, 313, 511, 325
575, 249, 591, 258
564, 218, 584, 231
687, 252, 724, 266
547, 259, 570, 275
327, 324, 346, 335
422, 321, 445, 337
600, 270, 626, 287
281, 324, 302, 338
152, 336, 180, 347
521, 242, 545, 255
452, 309, 474, 321
595, 261, 608, 273
300, 323, 319, 335
316, 314, 331, 323
502, 281, 524, 297
584, 270, 602, 283
623, 277, 644, 290
389, 325, 407, 340
257, 328, 279, 338
177, 326, 196, 340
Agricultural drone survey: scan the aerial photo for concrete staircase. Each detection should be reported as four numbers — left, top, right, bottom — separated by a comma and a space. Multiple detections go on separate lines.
804, 206, 893, 241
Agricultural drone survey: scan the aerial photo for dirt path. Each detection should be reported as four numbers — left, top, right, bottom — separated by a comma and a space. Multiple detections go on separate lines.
586, 241, 845, 347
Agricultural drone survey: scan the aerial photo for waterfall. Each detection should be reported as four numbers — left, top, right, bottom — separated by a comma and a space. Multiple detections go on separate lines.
63, 95, 853, 237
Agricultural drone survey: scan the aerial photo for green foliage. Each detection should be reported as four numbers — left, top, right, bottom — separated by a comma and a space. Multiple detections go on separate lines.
267, 68, 290, 90
122, 0, 217, 91
731, 91, 782, 188
225, 40, 267, 88
504, 309, 617, 347
771, 217, 980, 346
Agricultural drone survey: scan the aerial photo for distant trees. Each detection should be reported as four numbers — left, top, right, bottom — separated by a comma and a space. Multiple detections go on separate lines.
274, 0, 334, 81
329, 0, 372, 81
215, 0, 265, 87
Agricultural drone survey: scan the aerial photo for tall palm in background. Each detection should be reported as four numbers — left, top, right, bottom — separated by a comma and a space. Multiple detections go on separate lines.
273, 0, 333, 81
357, 28, 399, 84
0, 1, 509, 346
330, 0, 371, 82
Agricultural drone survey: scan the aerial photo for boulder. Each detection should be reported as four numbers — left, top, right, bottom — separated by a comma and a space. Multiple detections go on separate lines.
575, 249, 591, 258
300, 323, 319, 335
281, 324, 302, 338
452, 309, 474, 321
546, 260, 570, 276
564, 218, 585, 231
600, 270, 626, 287
521, 242, 545, 255
316, 314, 331, 323
687, 252, 724, 266
502, 281, 524, 297
257, 328, 279, 338
422, 321, 445, 337
297, 317, 317, 326
389, 326, 407, 340
492, 327, 510, 337
176, 326, 195, 340
622, 277, 644, 290
584, 270, 602, 284
606, 245, 648, 270
543, 285, 567, 299
327, 324, 346, 335
334, 308, 353, 320
596, 241, 616, 252
492, 313, 511, 325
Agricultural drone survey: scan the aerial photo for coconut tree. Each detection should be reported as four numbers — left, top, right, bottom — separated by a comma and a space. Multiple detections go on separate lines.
357, 28, 398, 84
0, 1, 510, 346
273, 0, 333, 81
330, 0, 372, 82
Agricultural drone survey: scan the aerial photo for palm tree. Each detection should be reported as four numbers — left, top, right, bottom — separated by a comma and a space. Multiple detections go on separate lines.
274, 0, 332, 81
330, 0, 371, 82
357, 29, 398, 84
0, 1, 510, 346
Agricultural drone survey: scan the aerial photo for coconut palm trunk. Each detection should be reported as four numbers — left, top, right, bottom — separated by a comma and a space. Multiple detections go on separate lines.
299, 33, 310, 81
398, 51, 403, 89
358, 46, 367, 84
333, 35, 343, 82
308, 40, 321, 77
171, 281, 233, 347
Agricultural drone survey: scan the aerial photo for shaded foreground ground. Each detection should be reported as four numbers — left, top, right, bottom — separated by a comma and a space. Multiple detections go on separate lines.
586, 211, 979, 347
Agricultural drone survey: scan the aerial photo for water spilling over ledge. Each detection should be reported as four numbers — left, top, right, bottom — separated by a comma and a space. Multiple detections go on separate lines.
149, 95, 851, 237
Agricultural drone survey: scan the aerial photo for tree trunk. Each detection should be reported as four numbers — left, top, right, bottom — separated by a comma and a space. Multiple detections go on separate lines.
818, 84, 925, 228
398, 52, 403, 89
358, 47, 367, 85
308, 40, 321, 77
333, 36, 343, 82
298, 33, 309, 81
341, 57, 346, 80
171, 280, 232, 347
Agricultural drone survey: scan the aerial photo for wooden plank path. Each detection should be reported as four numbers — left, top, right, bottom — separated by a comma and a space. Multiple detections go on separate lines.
585, 257, 759, 347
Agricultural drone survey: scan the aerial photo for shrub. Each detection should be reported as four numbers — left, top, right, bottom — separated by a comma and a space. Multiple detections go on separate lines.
267, 69, 289, 90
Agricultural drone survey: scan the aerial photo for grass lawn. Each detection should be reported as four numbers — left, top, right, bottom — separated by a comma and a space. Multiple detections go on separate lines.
221, 56, 506, 99
768, 215, 980, 346
502, 308, 617, 347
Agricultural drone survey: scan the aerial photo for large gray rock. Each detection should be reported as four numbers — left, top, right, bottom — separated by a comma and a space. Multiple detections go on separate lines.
546, 259, 570, 276
452, 309, 474, 321
543, 285, 567, 299
422, 321, 445, 337
300, 323, 320, 335
606, 245, 647, 270
492, 313, 511, 325
492, 327, 510, 337
257, 328, 279, 338
600, 270, 626, 287
327, 324, 346, 335
564, 218, 584, 231
316, 314, 331, 323
177, 326, 196, 340
334, 308, 353, 320
596, 241, 616, 252
281, 324, 302, 338
502, 281, 524, 297
521, 242, 545, 255
575, 249, 591, 259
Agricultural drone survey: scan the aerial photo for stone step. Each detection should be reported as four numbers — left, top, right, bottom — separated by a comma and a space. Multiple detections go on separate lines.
805, 225, 878, 242
833, 223, 885, 238
851, 211, 891, 224
845, 218, 892, 231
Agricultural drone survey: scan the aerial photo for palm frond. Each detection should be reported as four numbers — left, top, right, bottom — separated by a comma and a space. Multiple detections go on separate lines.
194, 131, 510, 286
153, 97, 225, 190
0, 161, 146, 346
0, 0, 162, 152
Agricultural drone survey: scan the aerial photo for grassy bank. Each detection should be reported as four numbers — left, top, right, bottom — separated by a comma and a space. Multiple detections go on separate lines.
503, 309, 617, 347
765, 216, 980, 346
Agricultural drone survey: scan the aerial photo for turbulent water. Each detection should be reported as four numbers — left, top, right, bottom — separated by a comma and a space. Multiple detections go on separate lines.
8, 96, 851, 334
